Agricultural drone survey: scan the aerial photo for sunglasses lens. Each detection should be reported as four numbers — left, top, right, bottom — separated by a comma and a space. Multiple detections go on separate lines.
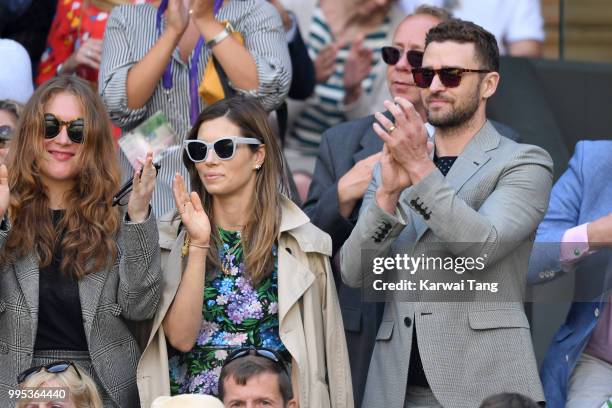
0, 126, 13, 139
413, 68, 433, 88
67, 120, 85, 143
407, 50, 423, 68
17, 367, 39, 383
439, 68, 462, 88
381, 46, 400, 65
187, 141, 208, 162
44, 115, 60, 139
47, 363, 70, 374
213, 138, 235, 160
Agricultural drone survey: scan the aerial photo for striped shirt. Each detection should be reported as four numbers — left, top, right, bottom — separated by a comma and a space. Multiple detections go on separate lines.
291, 7, 390, 152
99, 1, 291, 216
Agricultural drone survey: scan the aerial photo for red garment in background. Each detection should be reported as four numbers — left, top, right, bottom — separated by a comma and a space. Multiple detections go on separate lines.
36, 0, 146, 141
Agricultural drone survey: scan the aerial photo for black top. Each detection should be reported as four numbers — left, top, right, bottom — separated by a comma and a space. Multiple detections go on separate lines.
34, 210, 88, 351
407, 155, 459, 387
434, 155, 458, 177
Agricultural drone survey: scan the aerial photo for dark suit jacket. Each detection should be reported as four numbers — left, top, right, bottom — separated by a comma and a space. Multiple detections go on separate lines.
302, 114, 520, 407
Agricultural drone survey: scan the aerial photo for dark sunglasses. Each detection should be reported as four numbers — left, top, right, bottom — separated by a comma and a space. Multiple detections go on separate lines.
44, 113, 85, 143
112, 162, 161, 206
412, 67, 492, 88
183, 136, 261, 163
381, 47, 423, 68
17, 361, 82, 384
225, 347, 288, 373
0, 125, 13, 140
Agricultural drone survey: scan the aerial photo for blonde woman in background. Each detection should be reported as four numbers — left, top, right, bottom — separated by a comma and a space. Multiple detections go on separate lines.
16, 361, 103, 408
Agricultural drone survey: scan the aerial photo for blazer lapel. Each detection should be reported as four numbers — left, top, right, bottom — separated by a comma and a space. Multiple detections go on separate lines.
14, 254, 39, 346
412, 121, 499, 242
78, 267, 109, 341
353, 127, 383, 164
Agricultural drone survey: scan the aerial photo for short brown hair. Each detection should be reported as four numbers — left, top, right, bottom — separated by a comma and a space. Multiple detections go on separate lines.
425, 18, 499, 71
218, 355, 293, 403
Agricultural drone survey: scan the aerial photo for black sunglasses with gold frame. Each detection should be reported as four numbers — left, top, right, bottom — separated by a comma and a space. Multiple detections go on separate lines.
44, 113, 85, 144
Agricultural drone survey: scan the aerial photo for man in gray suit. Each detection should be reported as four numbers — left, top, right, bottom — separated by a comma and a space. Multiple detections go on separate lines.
340, 19, 552, 407
302, 7, 449, 407
303, 7, 519, 407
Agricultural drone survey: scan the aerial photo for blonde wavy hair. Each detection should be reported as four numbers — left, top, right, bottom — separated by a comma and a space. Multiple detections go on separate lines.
2, 76, 121, 279
183, 96, 288, 285
16, 363, 103, 408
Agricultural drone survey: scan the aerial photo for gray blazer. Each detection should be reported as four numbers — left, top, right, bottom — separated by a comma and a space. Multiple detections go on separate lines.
0, 214, 161, 407
340, 121, 552, 408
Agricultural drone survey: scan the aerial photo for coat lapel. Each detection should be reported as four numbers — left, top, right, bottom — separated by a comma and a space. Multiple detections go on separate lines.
353, 126, 383, 164
14, 254, 39, 346
78, 267, 109, 341
412, 121, 499, 243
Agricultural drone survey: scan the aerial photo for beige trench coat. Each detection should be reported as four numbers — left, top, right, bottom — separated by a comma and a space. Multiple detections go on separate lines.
136, 197, 354, 408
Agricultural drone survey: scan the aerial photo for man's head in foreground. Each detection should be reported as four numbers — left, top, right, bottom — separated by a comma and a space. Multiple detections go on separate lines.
419, 19, 500, 130
219, 353, 297, 408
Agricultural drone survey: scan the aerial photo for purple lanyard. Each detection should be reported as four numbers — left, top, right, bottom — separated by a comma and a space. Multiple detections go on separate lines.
156, 0, 224, 125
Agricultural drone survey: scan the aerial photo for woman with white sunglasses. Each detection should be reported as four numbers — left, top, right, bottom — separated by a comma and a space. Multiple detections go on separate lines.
137, 96, 353, 407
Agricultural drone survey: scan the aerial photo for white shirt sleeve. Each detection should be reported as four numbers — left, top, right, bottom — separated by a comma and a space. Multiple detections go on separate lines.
505, 0, 545, 43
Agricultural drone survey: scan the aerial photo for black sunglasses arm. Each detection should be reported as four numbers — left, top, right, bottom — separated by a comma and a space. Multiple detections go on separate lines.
112, 162, 161, 206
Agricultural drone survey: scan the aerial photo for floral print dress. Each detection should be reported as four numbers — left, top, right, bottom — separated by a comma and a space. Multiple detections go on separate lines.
169, 228, 287, 396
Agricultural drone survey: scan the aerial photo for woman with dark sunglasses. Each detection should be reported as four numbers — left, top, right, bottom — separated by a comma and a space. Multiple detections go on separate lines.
0, 76, 162, 407
137, 96, 353, 407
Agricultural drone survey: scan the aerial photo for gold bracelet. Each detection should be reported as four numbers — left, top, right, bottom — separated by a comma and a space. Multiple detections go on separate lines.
189, 242, 210, 249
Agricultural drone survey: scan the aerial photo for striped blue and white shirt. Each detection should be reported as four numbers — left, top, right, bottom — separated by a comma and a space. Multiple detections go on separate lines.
99, 1, 291, 216
291, 7, 390, 152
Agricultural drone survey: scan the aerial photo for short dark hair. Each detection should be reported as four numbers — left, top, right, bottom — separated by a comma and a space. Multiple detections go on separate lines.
218, 355, 293, 404
425, 18, 499, 72
479, 393, 541, 408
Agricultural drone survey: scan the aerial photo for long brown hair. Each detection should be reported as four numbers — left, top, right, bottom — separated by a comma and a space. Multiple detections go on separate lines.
183, 96, 288, 284
3, 76, 121, 278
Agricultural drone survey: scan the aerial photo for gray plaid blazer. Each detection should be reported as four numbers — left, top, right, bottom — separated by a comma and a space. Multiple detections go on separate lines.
340, 121, 553, 408
0, 214, 161, 407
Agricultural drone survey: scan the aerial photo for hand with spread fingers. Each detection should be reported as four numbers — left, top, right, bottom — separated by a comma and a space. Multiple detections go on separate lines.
127, 151, 158, 223
0, 164, 9, 220
172, 172, 211, 247
374, 97, 435, 184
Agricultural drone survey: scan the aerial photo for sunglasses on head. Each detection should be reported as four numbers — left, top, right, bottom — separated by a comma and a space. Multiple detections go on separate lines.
44, 113, 85, 144
17, 361, 82, 384
412, 67, 492, 89
381, 46, 423, 68
225, 347, 288, 373
183, 136, 261, 163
